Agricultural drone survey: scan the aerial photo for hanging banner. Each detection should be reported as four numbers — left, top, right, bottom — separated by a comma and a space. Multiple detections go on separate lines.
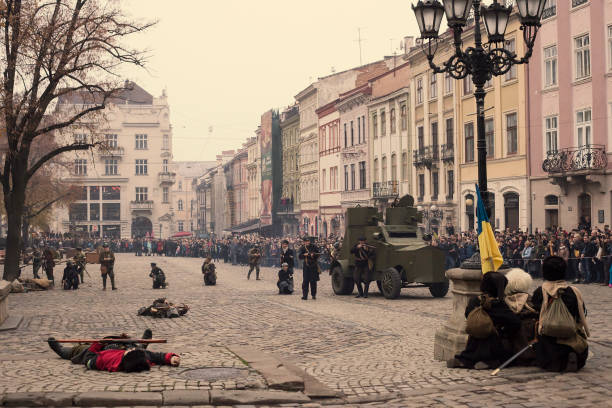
260, 110, 273, 225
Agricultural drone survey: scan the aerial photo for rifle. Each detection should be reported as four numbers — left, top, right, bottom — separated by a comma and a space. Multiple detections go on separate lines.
54, 338, 167, 344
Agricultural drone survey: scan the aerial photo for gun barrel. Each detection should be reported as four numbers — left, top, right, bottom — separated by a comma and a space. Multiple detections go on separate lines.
54, 339, 167, 344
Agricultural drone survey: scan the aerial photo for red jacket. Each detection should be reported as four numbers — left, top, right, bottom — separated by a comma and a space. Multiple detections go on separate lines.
87, 342, 177, 372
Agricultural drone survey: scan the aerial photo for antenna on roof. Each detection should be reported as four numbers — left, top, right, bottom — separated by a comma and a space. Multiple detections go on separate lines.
355, 27, 366, 65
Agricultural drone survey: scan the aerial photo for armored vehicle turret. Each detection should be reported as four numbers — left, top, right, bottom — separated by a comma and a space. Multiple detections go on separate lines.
330, 195, 449, 299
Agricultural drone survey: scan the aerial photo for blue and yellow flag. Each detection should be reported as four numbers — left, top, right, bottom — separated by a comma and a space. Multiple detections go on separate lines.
475, 184, 503, 274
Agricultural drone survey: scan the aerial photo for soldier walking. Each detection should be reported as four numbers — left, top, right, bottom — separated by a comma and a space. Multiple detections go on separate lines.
42, 247, 56, 284
247, 245, 261, 280
350, 237, 375, 298
73, 247, 87, 283
32, 248, 42, 279
298, 237, 320, 300
99, 243, 117, 291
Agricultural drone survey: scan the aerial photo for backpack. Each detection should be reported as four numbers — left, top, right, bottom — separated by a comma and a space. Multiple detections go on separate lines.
465, 295, 498, 339
540, 288, 576, 338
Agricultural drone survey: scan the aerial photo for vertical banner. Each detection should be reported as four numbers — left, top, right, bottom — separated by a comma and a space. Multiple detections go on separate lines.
260, 111, 273, 225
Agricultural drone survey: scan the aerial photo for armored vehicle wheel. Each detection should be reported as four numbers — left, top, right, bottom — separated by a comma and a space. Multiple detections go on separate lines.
429, 281, 449, 298
381, 268, 401, 299
376, 280, 383, 293
331, 266, 354, 295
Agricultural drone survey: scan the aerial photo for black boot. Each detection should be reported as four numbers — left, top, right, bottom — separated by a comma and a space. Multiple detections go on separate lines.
48, 337, 72, 359
355, 282, 364, 298
137, 329, 153, 349
363, 282, 370, 298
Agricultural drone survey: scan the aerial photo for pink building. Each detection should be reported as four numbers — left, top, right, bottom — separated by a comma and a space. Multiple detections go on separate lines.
529, 0, 612, 231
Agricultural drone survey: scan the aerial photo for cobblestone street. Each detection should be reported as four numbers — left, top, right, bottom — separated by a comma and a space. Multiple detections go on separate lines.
1, 254, 612, 407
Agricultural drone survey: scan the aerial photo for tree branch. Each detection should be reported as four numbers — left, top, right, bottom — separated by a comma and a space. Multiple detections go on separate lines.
26, 141, 100, 180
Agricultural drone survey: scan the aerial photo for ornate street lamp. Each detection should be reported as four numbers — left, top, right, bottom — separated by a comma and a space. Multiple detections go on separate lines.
412, 0, 546, 222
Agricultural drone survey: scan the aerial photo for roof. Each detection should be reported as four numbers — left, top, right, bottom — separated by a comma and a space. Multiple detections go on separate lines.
174, 161, 217, 178
57, 81, 154, 105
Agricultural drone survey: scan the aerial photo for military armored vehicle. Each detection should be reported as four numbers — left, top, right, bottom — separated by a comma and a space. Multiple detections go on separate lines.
330, 196, 449, 299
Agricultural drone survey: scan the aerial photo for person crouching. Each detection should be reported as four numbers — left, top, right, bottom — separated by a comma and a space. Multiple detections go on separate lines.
149, 263, 167, 289
503, 268, 538, 366
62, 260, 80, 290
277, 262, 294, 295
202, 257, 217, 286
447, 271, 521, 370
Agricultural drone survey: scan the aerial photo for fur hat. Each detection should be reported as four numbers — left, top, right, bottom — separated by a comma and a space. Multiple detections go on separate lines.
480, 272, 508, 299
542, 256, 567, 281
504, 268, 533, 295
120, 349, 151, 372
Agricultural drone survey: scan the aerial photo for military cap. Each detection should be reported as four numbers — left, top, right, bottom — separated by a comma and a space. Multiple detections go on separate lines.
358, 236, 367, 241
151, 262, 156, 266
282, 239, 289, 245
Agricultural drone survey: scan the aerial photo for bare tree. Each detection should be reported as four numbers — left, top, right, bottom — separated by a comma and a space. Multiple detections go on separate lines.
0, 0, 154, 280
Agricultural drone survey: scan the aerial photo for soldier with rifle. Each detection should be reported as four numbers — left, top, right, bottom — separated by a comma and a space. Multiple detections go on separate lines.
46, 329, 180, 372
73, 247, 87, 283
42, 247, 56, 284
247, 245, 261, 280
298, 237, 320, 300
149, 263, 167, 289
279, 239, 295, 274
32, 248, 42, 279
99, 243, 117, 291
350, 237, 376, 298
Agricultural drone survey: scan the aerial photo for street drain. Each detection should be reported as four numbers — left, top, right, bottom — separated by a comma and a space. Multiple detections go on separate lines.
179, 367, 249, 382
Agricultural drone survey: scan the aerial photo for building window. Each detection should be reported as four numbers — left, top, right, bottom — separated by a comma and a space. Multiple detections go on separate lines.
372, 113, 378, 138
178, 180, 182, 191
350, 163, 356, 190
608, 26, 612, 71
504, 39, 517, 81
348, 121, 353, 145
74, 133, 88, 144
391, 154, 397, 182
506, 113, 518, 154
444, 72, 453, 95
465, 123, 475, 162
544, 45, 558, 87
447, 170, 454, 199
362, 115, 366, 139
102, 186, 120, 200
74, 159, 87, 175
445, 118, 454, 145
344, 123, 348, 147
430, 73, 437, 99
463, 75, 473, 95
416, 77, 423, 103
390, 109, 396, 134
322, 169, 326, 191
357, 117, 361, 143
178, 221, 184, 232
163, 134, 169, 150
359, 161, 366, 189
431, 121, 439, 150
545, 115, 558, 153
380, 110, 386, 136
401, 152, 408, 180
418, 174, 425, 199
576, 108, 592, 147
163, 186, 169, 203
69, 203, 87, 221
135, 159, 148, 175
571, 0, 587, 8
178, 199, 183, 210
381, 156, 387, 183
135, 187, 148, 202
344, 165, 349, 191
102, 203, 120, 220
574, 33, 590, 79
77, 186, 87, 200
104, 134, 117, 148
432, 171, 439, 199
162, 159, 168, 173
332, 166, 338, 190
135, 134, 148, 150
417, 126, 424, 151
542, 0, 556, 19
90, 203, 100, 221
400, 103, 407, 131
90, 186, 100, 200
485, 118, 494, 158
373, 158, 379, 183
105, 159, 118, 175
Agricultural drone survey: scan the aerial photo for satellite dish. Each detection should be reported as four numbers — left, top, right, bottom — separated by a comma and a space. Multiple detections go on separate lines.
397, 195, 415, 207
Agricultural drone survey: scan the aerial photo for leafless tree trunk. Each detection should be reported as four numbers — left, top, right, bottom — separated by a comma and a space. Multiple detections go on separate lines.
0, 0, 154, 280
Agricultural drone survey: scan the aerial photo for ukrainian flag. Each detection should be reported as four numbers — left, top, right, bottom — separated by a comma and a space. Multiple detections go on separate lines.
475, 184, 503, 274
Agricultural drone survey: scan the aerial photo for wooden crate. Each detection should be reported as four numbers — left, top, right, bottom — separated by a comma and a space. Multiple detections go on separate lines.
85, 251, 99, 264
64, 248, 78, 259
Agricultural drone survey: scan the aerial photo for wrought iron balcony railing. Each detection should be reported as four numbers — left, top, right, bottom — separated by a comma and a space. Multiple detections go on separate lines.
130, 200, 153, 211
158, 172, 176, 184
372, 180, 399, 198
99, 146, 125, 157
572, 0, 588, 8
413, 148, 426, 166
542, 145, 607, 174
542, 5, 556, 19
441, 144, 454, 162
413, 145, 440, 167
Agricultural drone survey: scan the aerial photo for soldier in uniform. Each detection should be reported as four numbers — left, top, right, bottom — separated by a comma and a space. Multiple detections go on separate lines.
202, 256, 217, 286
277, 262, 294, 294
99, 243, 117, 291
149, 263, 167, 289
350, 237, 375, 298
62, 260, 80, 290
279, 240, 295, 273
42, 247, 56, 284
32, 248, 42, 279
73, 247, 87, 283
298, 237, 320, 300
247, 245, 261, 280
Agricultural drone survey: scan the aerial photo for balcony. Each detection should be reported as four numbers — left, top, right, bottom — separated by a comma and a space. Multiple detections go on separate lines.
572, 0, 587, 7
441, 144, 454, 162
542, 145, 607, 174
541, 5, 556, 19
158, 172, 176, 185
130, 200, 153, 213
372, 181, 399, 199
99, 146, 125, 157
413, 146, 439, 168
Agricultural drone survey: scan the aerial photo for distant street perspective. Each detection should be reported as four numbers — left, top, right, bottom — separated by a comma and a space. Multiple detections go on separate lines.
1, 0, 612, 407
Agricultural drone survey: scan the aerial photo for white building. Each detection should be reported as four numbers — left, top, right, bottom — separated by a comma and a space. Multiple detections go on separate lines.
174, 161, 216, 235
56, 82, 177, 239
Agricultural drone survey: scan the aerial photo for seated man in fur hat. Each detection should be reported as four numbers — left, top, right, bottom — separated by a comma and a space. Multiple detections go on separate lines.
504, 268, 538, 366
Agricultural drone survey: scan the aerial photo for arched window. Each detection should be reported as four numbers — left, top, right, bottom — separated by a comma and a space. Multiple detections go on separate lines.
381, 156, 387, 183
373, 158, 379, 183
545, 195, 559, 205
178, 199, 183, 211
391, 154, 397, 182
401, 152, 408, 180
162, 159, 168, 173
504, 192, 520, 231
465, 194, 475, 231
578, 193, 591, 226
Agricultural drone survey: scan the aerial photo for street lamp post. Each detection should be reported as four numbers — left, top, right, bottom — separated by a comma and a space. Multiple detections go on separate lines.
412, 0, 546, 218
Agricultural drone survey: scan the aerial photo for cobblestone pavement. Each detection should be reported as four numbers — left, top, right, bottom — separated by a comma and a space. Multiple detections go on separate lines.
1, 254, 611, 407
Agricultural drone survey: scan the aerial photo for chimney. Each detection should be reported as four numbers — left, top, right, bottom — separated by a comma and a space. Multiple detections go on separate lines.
403, 36, 414, 54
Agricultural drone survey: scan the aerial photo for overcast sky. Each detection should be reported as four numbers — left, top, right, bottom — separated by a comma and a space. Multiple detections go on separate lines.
121, 0, 421, 161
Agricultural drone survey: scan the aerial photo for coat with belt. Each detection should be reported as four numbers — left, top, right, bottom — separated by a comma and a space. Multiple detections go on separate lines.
298, 244, 320, 282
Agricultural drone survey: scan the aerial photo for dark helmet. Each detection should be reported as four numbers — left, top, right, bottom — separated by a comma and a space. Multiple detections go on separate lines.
150, 263, 156, 267
358, 236, 367, 242
281, 239, 289, 245
120, 349, 151, 372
